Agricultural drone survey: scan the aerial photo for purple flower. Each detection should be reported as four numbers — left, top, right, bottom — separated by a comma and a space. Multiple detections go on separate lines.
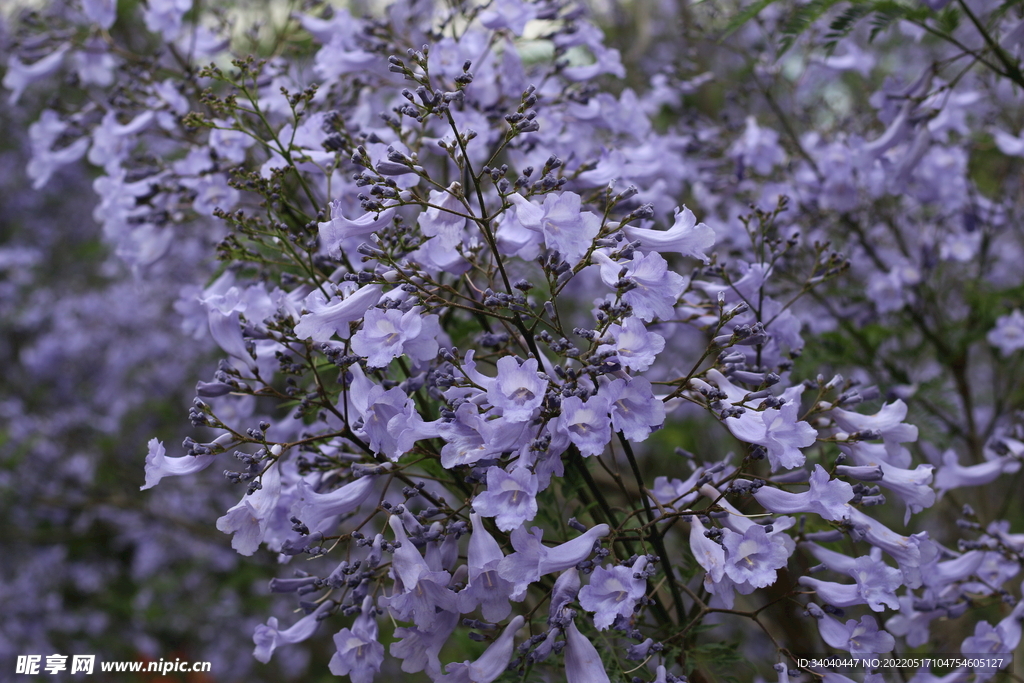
561, 42, 625, 81
986, 518, 1024, 553
440, 615, 524, 683
4, 46, 68, 105
478, 0, 537, 34
817, 614, 895, 658
351, 307, 441, 368
842, 438, 911, 469
438, 401, 530, 468
487, 356, 547, 422
688, 519, 745, 609
726, 400, 817, 471
960, 601, 1024, 680
216, 464, 283, 556
799, 553, 902, 611
885, 592, 944, 648
689, 516, 727, 587
877, 462, 935, 524
82, 0, 117, 28
564, 619, 611, 683
752, 465, 853, 520
559, 394, 612, 457
391, 610, 460, 677
459, 513, 514, 621
987, 310, 1024, 356
831, 399, 918, 463
383, 516, 457, 630
992, 127, 1024, 156
329, 597, 384, 683
293, 284, 383, 342
601, 376, 666, 442
728, 117, 787, 175
722, 524, 790, 588
841, 443, 934, 523
190, 173, 239, 217
845, 507, 937, 589
802, 541, 860, 574
141, 438, 216, 490
934, 449, 1020, 494
201, 289, 259, 372
26, 110, 90, 190
472, 467, 540, 532
498, 523, 610, 600
291, 474, 377, 534
318, 201, 397, 258
348, 365, 440, 461
650, 470, 702, 514
209, 121, 254, 164
594, 250, 687, 322
920, 550, 985, 590
579, 556, 649, 630
419, 185, 467, 251
549, 568, 582, 620
143, 0, 192, 39
622, 206, 715, 262
597, 316, 665, 372
508, 191, 600, 266
254, 600, 333, 663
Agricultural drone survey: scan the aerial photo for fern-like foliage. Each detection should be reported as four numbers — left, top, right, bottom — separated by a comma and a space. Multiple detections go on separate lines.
720, 0, 784, 40
822, 4, 872, 53
722, 0, 941, 56
778, 0, 848, 53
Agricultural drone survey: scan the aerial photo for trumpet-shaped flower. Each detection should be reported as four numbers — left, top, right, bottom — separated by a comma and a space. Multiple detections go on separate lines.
597, 316, 665, 372
437, 401, 529, 468
508, 191, 600, 266
622, 206, 715, 261
564, 619, 611, 683
559, 394, 612, 457
216, 464, 283, 556
472, 467, 539, 532
419, 186, 467, 251
817, 614, 895, 658
293, 284, 383, 342
459, 513, 514, 621
594, 250, 687, 322
579, 556, 649, 629
722, 524, 790, 588
318, 201, 396, 257
254, 600, 333, 663
498, 524, 610, 600
752, 465, 853, 520
440, 615, 524, 683
487, 356, 547, 422
726, 400, 816, 472
351, 307, 441, 368
382, 516, 457, 630
601, 376, 666, 442
141, 438, 216, 490
291, 474, 377, 534
832, 400, 918, 463
798, 553, 902, 611
329, 597, 384, 683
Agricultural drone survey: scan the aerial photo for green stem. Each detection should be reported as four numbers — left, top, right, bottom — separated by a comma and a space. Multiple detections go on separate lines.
618, 434, 688, 624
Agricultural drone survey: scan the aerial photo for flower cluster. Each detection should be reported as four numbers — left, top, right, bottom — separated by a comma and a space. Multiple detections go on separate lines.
7, 0, 1024, 681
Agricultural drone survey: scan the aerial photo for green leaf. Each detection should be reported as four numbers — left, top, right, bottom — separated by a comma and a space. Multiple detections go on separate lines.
936, 4, 961, 33
823, 4, 872, 54
866, 0, 929, 42
719, 0, 781, 42
778, 0, 848, 54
